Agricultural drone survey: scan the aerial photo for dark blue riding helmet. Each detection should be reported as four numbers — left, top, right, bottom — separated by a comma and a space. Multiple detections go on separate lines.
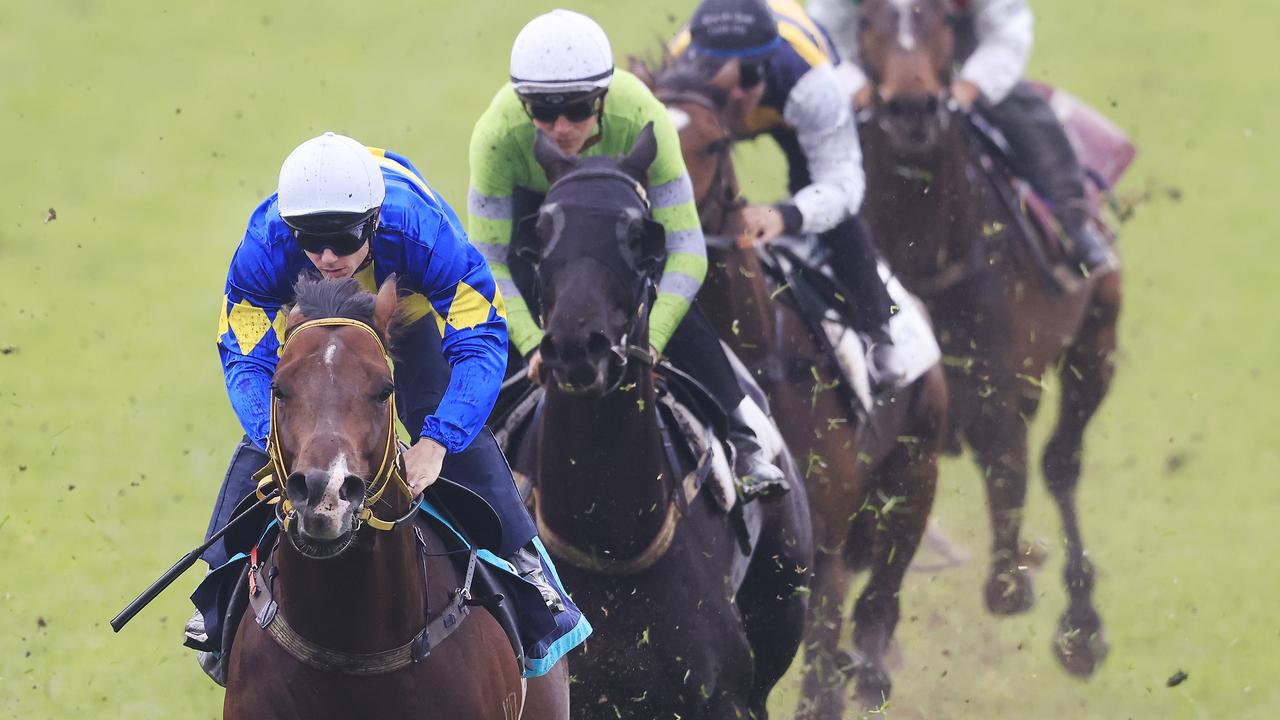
688, 0, 780, 59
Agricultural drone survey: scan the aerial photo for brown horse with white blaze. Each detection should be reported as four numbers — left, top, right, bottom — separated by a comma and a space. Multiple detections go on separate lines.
223, 276, 568, 720
638, 57, 948, 716
853, 0, 1123, 677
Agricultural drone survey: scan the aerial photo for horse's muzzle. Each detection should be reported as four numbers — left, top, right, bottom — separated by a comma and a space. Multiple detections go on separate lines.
285, 468, 367, 555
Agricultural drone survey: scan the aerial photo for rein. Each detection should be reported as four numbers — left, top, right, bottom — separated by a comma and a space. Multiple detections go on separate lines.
254, 317, 418, 534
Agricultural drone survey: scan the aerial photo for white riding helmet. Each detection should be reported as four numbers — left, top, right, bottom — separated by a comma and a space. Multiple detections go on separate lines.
277, 131, 385, 220
509, 9, 614, 96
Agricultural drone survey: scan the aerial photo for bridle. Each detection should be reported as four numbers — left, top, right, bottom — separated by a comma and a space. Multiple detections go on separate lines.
532, 168, 661, 395
659, 91, 744, 236
255, 317, 421, 553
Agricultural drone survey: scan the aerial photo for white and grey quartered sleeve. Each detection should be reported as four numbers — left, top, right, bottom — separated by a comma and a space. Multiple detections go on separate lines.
807, 0, 869, 97
961, 0, 1034, 105
783, 64, 866, 233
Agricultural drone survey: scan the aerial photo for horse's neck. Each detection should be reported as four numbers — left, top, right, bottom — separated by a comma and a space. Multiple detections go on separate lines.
537, 363, 667, 559
274, 526, 426, 652
864, 121, 974, 279
702, 246, 776, 362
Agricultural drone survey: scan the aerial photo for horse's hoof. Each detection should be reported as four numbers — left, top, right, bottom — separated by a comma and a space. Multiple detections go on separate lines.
984, 566, 1035, 615
1053, 609, 1109, 678
854, 665, 892, 715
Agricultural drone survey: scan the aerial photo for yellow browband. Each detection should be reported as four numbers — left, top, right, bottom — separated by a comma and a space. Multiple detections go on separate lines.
254, 317, 415, 532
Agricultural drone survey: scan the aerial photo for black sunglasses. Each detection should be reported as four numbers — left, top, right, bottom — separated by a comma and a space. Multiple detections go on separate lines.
290, 215, 378, 257
525, 96, 600, 124
738, 61, 766, 90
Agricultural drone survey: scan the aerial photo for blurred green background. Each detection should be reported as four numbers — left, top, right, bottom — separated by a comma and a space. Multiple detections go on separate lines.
1, 0, 1276, 717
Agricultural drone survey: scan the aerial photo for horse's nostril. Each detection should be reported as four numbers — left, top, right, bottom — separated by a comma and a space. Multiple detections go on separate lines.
585, 331, 612, 359
541, 333, 561, 361
285, 471, 309, 505
339, 475, 364, 503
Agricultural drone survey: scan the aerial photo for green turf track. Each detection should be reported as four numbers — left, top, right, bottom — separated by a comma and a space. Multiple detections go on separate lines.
1, 1, 1276, 717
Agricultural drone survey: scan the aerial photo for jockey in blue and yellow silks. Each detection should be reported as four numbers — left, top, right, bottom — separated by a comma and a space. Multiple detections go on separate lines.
189, 132, 570, 656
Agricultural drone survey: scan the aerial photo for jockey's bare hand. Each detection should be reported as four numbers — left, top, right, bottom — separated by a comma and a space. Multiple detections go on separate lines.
853, 83, 874, 111
950, 79, 983, 111
739, 205, 786, 245
527, 349, 545, 385
403, 438, 446, 495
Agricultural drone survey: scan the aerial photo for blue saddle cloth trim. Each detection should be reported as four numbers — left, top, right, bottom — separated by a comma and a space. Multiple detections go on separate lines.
418, 501, 592, 678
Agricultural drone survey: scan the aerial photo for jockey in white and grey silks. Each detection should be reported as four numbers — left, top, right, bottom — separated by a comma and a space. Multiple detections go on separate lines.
809, 0, 1117, 275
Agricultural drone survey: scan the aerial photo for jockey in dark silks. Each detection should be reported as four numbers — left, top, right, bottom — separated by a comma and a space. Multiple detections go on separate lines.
672, 0, 908, 390
468, 9, 788, 499
186, 131, 569, 656
809, 0, 1116, 275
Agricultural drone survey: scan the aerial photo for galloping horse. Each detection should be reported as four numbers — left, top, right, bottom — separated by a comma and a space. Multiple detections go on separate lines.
854, 0, 1124, 676
516, 125, 813, 719
224, 277, 568, 719
639, 58, 948, 716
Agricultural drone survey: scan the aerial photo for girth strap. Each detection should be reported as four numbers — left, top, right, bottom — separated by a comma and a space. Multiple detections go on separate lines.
247, 543, 478, 675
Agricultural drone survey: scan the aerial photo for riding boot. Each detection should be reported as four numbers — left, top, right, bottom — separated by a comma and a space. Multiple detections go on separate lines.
978, 83, 1118, 278
728, 398, 788, 501
508, 542, 565, 614
864, 326, 906, 394
183, 608, 213, 652
1062, 217, 1118, 277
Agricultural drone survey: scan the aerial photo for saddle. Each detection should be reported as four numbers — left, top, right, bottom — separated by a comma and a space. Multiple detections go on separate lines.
493, 365, 767, 575
752, 235, 940, 412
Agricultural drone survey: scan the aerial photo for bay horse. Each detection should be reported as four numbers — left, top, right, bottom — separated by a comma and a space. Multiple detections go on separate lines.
517, 124, 813, 719
224, 276, 568, 719
639, 59, 948, 716
853, 0, 1123, 677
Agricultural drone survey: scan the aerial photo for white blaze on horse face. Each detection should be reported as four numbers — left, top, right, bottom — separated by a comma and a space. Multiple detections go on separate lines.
305, 452, 355, 539
666, 106, 691, 132
323, 340, 338, 367
890, 0, 918, 50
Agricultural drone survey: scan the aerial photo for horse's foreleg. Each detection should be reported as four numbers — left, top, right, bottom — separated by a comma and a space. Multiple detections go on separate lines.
797, 548, 857, 720
1042, 272, 1120, 677
849, 373, 943, 711
966, 395, 1036, 615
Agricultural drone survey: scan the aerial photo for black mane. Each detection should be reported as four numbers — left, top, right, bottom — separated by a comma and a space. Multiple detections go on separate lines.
650, 51, 729, 109
292, 276, 376, 325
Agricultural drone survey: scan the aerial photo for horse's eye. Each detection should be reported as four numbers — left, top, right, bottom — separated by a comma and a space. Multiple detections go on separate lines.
271, 383, 287, 400
376, 385, 394, 403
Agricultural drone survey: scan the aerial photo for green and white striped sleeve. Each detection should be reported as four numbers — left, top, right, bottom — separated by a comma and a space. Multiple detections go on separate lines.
467, 96, 544, 357
643, 98, 707, 354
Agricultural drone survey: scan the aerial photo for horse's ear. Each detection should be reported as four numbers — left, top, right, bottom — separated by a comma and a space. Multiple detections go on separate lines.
285, 303, 307, 338
533, 129, 578, 184
708, 59, 738, 94
620, 122, 659, 181
628, 55, 656, 89
373, 274, 398, 338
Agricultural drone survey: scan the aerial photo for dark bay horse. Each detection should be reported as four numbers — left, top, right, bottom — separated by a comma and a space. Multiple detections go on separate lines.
518, 124, 813, 719
853, 0, 1124, 677
639, 59, 948, 716
224, 277, 568, 719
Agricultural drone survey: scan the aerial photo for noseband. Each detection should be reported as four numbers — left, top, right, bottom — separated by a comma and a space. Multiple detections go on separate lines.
255, 317, 420, 543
